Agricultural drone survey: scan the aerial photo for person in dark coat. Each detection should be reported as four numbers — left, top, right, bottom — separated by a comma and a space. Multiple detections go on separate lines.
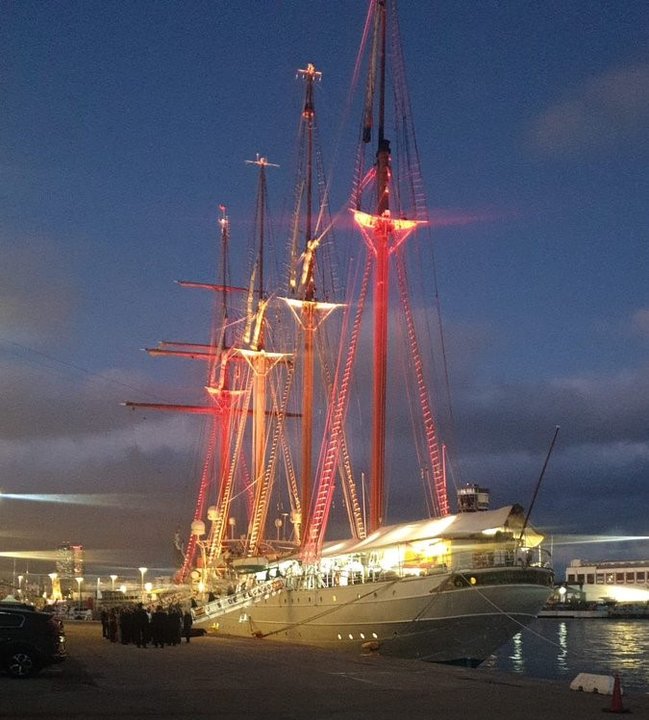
150, 605, 166, 648
166, 605, 182, 645
108, 608, 118, 643
182, 609, 193, 643
119, 607, 132, 644
134, 603, 150, 648
100, 609, 109, 638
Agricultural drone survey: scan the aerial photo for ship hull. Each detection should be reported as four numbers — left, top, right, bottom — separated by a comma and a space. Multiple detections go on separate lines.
194, 566, 552, 665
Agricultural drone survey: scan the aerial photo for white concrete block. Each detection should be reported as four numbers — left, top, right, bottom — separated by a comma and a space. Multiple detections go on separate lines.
569, 673, 617, 695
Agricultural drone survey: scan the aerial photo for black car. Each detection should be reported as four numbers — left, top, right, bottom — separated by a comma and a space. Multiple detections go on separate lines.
0, 602, 67, 678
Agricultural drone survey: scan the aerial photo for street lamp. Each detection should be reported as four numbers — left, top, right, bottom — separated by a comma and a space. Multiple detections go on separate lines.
48, 572, 59, 602
228, 516, 236, 541
17, 575, 23, 597
109, 574, 118, 591
144, 582, 153, 602
138, 567, 147, 600
75, 576, 84, 610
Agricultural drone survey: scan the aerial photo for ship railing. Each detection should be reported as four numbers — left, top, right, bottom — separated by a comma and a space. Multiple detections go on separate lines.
193, 578, 284, 621
159, 587, 194, 609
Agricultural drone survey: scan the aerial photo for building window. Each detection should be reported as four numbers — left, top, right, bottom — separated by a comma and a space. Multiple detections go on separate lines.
626, 572, 635, 583
567, 574, 576, 584
577, 574, 585, 584
596, 574, 604, 584
616, 573, 625, 583
637, 572, 645, 583
586, 574, 595, 584
606, 573, 614, 583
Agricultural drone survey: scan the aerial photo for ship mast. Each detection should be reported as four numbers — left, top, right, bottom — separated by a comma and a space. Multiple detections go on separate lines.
371, 0, 389, 532
354, 0, 421, 532
289, 64, 338, 539
124, 203, 245, 582
299, 65, 318, 525
239, 155, 291, 557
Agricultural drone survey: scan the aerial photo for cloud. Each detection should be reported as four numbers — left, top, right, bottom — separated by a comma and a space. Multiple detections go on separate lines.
443, 359, 649, 557
453, 363, 649, 455
0, 414, 194, 479
525, 62, 649, 155
631, 308, 649, 339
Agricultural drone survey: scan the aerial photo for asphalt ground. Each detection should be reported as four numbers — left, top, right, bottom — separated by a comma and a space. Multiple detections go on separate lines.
1, 621, 647, 719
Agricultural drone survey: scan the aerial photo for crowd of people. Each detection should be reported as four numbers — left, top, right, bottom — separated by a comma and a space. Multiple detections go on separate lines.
100, 603, 194, 648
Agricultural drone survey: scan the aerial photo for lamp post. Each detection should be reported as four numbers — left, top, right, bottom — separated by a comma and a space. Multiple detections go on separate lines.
109, 574, 118, 591
138, 567, 147, 600
75, 576, 84, 610
48, 572, 58, 602
228, 517, 236, 541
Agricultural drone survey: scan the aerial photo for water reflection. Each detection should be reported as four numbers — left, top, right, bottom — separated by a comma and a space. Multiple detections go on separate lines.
481, 619, 649, 694
509, 631, 524, 673
556, 621, 568, 673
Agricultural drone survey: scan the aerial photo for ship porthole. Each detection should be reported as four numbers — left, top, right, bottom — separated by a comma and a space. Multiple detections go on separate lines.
372, 632, 378, 639
470, 577, 477, 585
348, 634, 354, 640
360, 633, 365, 639
337, 633, 342, 640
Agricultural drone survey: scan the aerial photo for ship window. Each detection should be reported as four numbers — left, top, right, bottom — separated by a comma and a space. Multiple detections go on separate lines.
577, 574, 585, 584
606, 573, 614, 583
626, 573, 635, 583
616, 573, 625, 583
586, 574, 594, 584
596, 574, 605, 584
567, 574, 576, 584
637, 572, 645, 583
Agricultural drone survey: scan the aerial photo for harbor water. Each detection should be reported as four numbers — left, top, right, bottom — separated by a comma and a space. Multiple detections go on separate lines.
480, 618, 649, 694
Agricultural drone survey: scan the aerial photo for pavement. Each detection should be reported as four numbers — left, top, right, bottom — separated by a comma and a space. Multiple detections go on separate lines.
1, 621, 647, 719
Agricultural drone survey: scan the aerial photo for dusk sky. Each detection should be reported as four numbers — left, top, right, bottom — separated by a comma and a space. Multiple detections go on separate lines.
2, 1, 649, 579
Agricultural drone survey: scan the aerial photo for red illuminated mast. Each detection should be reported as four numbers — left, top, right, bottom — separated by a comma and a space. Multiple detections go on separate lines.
124, 204, 243, 581
354, 0, 424, 532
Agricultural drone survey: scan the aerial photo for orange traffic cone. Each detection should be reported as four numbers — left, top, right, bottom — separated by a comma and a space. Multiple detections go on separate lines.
603, 673, 630, 714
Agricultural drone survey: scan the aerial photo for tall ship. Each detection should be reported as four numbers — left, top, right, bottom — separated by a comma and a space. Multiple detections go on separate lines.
127, 0, 553, 666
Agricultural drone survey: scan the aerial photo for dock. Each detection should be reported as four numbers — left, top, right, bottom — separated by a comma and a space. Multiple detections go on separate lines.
4, 622, 648, 719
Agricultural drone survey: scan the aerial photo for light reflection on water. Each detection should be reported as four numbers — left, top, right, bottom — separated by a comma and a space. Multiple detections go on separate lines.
480, 619, 649, 694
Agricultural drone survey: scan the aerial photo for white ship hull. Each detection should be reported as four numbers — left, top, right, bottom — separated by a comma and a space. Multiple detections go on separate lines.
194, 565, 552, 665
